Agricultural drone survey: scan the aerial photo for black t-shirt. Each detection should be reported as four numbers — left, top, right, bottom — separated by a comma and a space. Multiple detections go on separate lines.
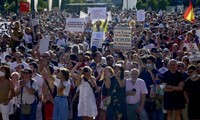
162, 70, 185, 104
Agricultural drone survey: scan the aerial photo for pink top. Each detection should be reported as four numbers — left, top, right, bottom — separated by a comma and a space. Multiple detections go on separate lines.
125, 78, 148, 104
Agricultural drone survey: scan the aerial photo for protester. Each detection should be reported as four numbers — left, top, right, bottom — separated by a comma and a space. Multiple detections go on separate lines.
125, 68, 148, 120
0, 4, 200, 120
184, 65, 200, 120
0, 66, 14, 120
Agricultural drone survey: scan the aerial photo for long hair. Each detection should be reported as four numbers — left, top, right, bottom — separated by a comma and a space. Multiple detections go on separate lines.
100, 66, 115, 81
0, 65, 11, 80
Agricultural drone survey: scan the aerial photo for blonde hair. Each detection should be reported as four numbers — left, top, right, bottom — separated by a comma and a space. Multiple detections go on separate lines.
100, 66, 114, 81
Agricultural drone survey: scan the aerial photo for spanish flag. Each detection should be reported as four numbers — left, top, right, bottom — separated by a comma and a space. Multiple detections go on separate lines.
184, 0, 195, 23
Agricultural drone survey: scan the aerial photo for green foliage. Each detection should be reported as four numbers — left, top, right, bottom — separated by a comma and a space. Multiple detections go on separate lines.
4, 1, 16, 12
136, 0, 147, 10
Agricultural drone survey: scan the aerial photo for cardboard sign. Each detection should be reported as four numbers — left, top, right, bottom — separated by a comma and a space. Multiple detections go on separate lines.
39, 37, 50, 54
88, 7, 107, 20
0, 22, 11, 35
184, 43, 200, 55
114, 27, 132, 49
20, 2, 30, 12
91, 32, 104, 48
137, 10, 145, 22
66, 18, 85, 33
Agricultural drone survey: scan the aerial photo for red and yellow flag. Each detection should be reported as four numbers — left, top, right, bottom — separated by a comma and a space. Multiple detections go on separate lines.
184, 0, 195, 23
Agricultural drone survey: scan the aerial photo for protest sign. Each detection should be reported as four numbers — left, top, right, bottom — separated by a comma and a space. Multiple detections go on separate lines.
88, 7, 107, 20
184, 43, 200, 61
144, 44, 155, 50
79, 11, 89, 22
184, 43, 200, 54
39, 37, 50, 54
196, 29, 200, 38
91, 32, 104, 48
66, 18, 85, 33
107, 11, 112, 22
31, 18, 39, 26
0, 22, 11, 35
114, 27, 132, 49
137, 10, 145, 22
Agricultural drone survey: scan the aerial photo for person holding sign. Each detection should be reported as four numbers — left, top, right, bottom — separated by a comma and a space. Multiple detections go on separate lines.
88, 13, 108, 32
9, 21, 24, 52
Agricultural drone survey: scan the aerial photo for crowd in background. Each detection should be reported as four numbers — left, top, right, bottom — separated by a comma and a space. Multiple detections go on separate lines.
0, 7, 200, 120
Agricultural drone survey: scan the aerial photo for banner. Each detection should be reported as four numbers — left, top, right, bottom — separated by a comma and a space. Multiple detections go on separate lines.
88, 7, 107, 20
20, 2, 30, 12
137, 10, 145, 22
79, 11, 89, 22
114, 27, 132, 49
0, 22, 11, 35
66, 18, 85, 33
91, 32, 104, 48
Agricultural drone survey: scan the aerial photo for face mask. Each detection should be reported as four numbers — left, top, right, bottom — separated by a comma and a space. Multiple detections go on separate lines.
190, 74, 196, 79
0, 71, 5, 77
146, 64, 153, 69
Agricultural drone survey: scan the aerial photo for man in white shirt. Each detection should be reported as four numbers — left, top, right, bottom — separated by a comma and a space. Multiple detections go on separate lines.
125, 68, 148, 120
10, 51, 29, 72
55, 31, 67, 47
15, 68, 38, 120
29, 62, 44, 120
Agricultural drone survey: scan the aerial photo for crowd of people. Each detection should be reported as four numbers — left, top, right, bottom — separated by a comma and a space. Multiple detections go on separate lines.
0, 6, 200, 120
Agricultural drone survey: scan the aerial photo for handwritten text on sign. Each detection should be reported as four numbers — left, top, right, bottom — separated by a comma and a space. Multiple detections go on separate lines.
114, 27, 132, 49
66, 18, 85, 32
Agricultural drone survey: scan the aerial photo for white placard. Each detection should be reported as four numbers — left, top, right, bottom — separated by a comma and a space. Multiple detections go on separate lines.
184, 43, 200, 55
31, 18, 39, 26
88, 7, 107, 20
137, 10, 145, 22
91, 32, 103, 48
189, 55, 200, 62
66, 18, 85, 33
114, 27, 132, 49
196, 29, 200, 38
144, 44, 155, 50
39, 37, 50, 54
79, 11, 89, 22
107, 11, 112, 22
0, 22, 11, 35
